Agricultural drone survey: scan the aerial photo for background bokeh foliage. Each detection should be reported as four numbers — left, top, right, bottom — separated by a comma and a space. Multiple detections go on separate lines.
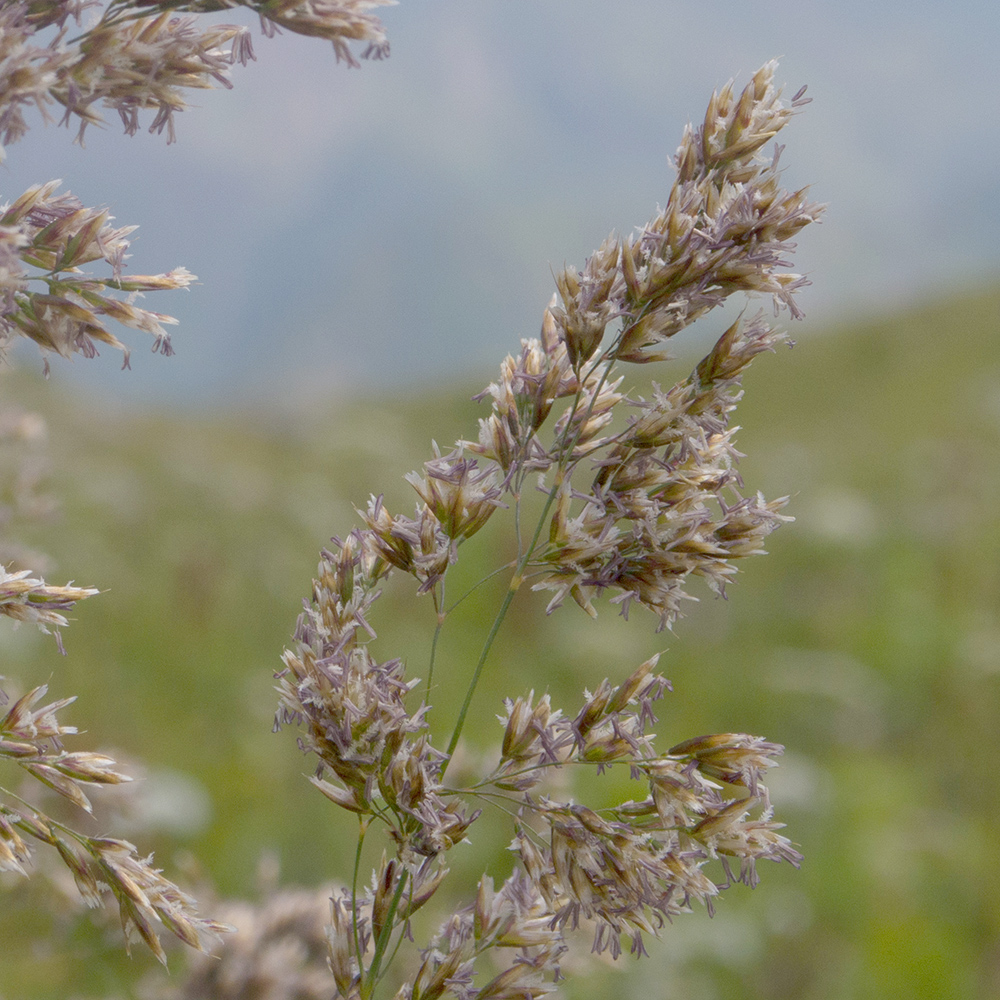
1, 281, 998, 998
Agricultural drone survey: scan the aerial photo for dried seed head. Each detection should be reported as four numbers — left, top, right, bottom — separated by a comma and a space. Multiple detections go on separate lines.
670, 732, 784, 797
0, 182, 196, 367
405, 446, 504, 541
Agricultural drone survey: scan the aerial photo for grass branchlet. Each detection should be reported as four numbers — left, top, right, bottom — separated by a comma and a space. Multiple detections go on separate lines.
272, 58, 823, 999
0, 6, 824, 994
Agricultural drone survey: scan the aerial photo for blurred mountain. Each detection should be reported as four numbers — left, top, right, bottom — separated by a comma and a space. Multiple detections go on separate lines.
3, 0, 998, 406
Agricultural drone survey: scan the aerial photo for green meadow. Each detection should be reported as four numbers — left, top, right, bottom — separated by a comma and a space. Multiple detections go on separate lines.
2, 281, 999, 999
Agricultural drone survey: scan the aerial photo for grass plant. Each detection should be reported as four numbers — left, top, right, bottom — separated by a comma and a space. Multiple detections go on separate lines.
3, 2, 996, 998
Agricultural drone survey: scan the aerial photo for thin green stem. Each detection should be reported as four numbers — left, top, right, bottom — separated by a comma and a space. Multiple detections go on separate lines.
513, 488, 524, 554
381, 876, 415, 975
0, 785, 86, 845
442, 584, 517, 772
449, 788, 524, 822
426, 619, 442, 702
351, 817, 368, 987
428, 562, 521, 702
425, 586, 444, 701
442, 337, 629, 776
445, 562, 518, 615
362, 867, 409, 1000
442, 477, 564, 775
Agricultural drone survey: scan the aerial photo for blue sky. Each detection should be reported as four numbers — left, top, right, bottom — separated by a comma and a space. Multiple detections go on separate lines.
4, 1, 998, 407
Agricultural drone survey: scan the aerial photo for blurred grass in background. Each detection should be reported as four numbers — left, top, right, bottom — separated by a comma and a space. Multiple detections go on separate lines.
1, 281, 998, 999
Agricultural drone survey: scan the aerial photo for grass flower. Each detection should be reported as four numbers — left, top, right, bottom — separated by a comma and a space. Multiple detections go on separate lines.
0, 0, 393, 368
0, 563, 97, 641
0, 0, 398, 979
0, 0, 393, 152
2, 1, 825, 990
0, 180, 198, 369
272, 58, 823, 1000
254, 0, 394, 64
151, 882, 344, 999
0, 681, 233, 961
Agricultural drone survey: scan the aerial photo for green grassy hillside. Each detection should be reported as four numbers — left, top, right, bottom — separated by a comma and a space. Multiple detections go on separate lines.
2, 281, 999, 999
